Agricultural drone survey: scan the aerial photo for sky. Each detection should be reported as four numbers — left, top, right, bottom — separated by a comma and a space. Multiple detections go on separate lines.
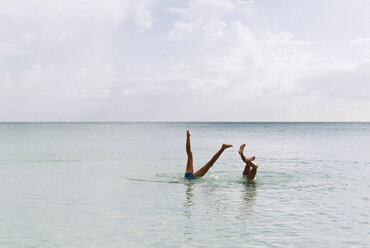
1, 0, 370, 121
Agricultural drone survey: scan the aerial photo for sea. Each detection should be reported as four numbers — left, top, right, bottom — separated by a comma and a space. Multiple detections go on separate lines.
0, 122, 369, 247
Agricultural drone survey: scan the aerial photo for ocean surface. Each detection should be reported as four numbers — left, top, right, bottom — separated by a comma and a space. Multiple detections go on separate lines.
0, 122, 369, 247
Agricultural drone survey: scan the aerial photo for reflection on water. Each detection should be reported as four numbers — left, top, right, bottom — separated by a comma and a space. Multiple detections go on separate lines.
183, 182, 196, 244
239, 181, 258, 221
204, 182, 225, 213
184, 182, 196, 220
182, 179, 258, 246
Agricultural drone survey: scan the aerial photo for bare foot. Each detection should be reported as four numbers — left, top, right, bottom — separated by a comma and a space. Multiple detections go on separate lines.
186, 130, 191, 137
239, 144, 255, 161
247, 156, 256, 162
239, 144, 246, 155
222, 144, 233, 149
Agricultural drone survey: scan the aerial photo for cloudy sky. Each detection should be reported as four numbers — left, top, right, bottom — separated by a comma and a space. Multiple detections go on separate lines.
1, 0, 370, 121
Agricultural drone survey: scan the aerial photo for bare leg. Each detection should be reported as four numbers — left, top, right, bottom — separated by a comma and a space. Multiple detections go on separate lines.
239, 144, 255, 163
185, 130, 193, 173
193, 144, 233, 177
246, 162, 258, 180
239, 144, 258, 179
240, 144, 252, 176
242, 163, 250, 177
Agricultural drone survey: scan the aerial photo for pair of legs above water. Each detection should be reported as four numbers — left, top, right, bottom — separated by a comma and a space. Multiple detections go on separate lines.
239, 144, 258, 180
185, 130, 232, 179
184, 130, 258, 180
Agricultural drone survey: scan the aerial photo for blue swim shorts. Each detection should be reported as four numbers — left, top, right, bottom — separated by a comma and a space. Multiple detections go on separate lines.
184, 172, 197, 179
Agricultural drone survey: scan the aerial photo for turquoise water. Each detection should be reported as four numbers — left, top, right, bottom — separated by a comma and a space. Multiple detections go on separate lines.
0, 122, 369, 247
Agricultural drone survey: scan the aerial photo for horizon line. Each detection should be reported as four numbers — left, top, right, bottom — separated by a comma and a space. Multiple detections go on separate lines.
1, 121, 369, 123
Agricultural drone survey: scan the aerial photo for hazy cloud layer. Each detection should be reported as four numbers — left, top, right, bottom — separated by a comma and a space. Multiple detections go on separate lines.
1, 0, 370, 121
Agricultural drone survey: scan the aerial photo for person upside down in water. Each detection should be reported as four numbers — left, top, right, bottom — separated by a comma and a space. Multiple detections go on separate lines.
184, 130, 232, 179
239, 144, 258, 180
184, 130, 259, 180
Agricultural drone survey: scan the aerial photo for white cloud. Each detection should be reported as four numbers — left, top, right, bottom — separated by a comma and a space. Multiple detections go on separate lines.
41, 27, 76, 43
0, 0, 369, 121
0, 42, 28, 56
168, 22, 196, 40
236, 0, 254, 5
140, 13, 370, 121
364, 50, 370, 56
0, 0, 141, 58
168, 0, 235, 39
0, 63, 115, 100
134, 3, 153, 32
169, 0, 235, 20
349, 37, 370, 45
264, 31, 313, 46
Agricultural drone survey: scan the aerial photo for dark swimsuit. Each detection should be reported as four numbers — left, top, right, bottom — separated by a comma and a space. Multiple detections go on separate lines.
184, 172, 197, 179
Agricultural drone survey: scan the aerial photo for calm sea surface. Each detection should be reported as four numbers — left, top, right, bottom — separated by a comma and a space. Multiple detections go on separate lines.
0, 122, 369, 247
